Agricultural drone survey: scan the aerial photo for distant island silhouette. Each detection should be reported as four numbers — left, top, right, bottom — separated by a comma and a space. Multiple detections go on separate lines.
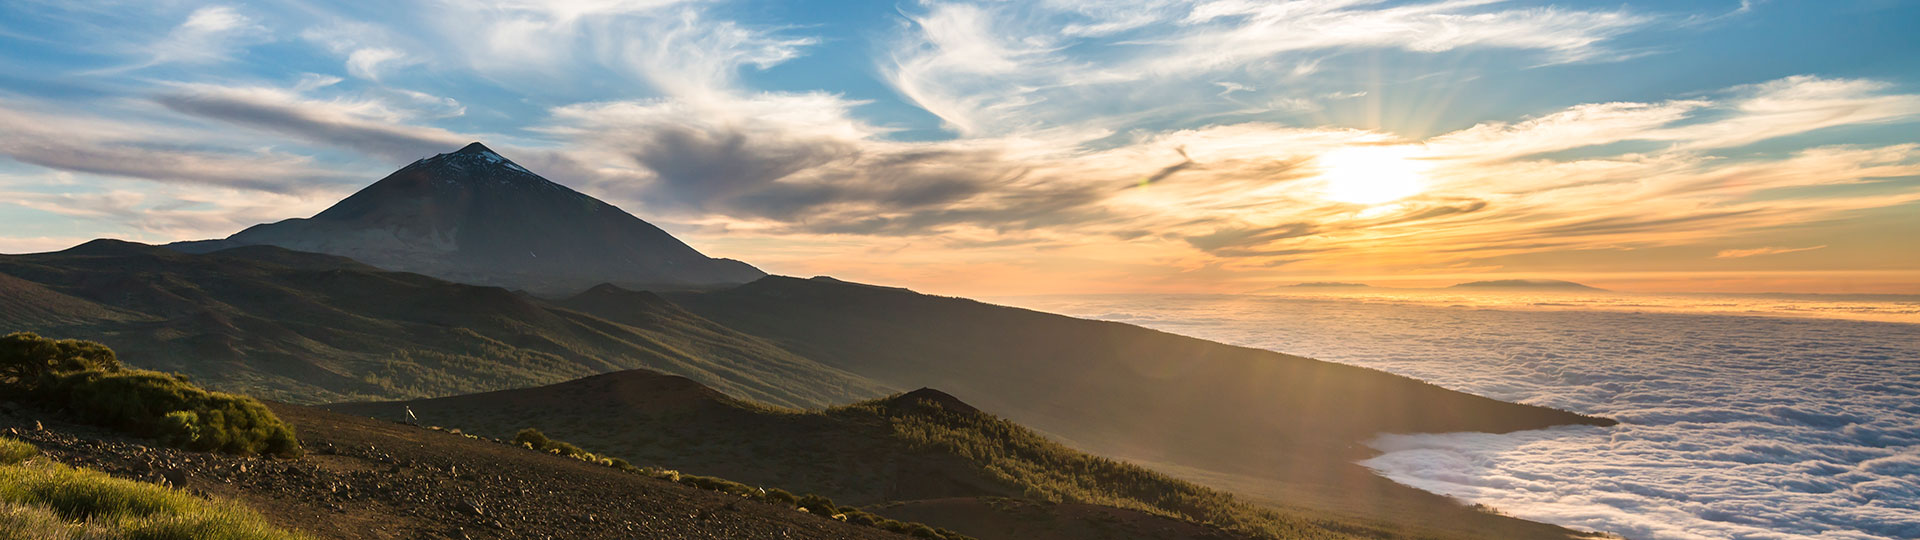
1449, 279, 1603, 291
1289, 282, 1372, 288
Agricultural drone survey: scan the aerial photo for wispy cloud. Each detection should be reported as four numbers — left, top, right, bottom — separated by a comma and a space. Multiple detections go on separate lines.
153, 82, 471, 162
146, 5, 269, 66
1717, 245, 1828, 258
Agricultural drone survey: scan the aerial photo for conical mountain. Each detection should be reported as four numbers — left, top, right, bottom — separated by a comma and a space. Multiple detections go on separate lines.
177, 143, 762, 293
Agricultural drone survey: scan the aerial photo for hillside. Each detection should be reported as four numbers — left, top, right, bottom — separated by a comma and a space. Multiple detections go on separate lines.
658, 276, 1614, 530
170, 142, 763, 294
325, 369, 1597, 540
0, 241, 885, 408
0, 401, 913, 540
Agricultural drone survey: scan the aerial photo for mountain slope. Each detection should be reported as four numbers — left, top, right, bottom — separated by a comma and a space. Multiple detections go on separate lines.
325, 369, 1595, 540
0, 240, 885, 408
659, 276, 1615, 528
665, 277, 1611, 456
172, 142, 762, 294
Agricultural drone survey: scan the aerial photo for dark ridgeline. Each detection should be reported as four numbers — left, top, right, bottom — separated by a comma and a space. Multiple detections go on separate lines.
0, 241, 884, 407
173, 142, 763, 294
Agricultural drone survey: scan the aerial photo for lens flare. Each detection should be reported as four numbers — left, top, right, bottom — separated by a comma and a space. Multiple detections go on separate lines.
1316, 146, 1430, 205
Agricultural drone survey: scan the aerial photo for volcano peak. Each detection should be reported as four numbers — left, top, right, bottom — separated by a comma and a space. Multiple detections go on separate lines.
180, 142, 765, 294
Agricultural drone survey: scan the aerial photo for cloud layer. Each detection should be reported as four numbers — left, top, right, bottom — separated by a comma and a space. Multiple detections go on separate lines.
1010, 293, 1920, 540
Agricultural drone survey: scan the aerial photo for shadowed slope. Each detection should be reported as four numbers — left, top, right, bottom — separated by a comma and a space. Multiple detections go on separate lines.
0, 241, 885, 408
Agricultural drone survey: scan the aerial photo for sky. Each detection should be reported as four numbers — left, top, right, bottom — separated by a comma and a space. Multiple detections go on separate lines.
1, 0, 1917, 296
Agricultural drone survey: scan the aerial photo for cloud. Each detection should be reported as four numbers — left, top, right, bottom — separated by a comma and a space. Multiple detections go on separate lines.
1429, 76, 1920, 160
1717, 245, 1827, 258
0, 100, 354, 193
1023, 293, 1920, 539
539, 94, 1117, 235
414, 0, 808, 100
153, 83, 470, 162
1185, 223, 1318, 256
883, 0, 1653, 137
145, 6, 269, 66
345, 48, 412, 80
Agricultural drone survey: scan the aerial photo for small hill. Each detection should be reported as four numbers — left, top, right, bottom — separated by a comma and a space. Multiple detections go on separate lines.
325, 369, 1597, 540
168, 142, 763, 294
662, 276, 1612, 537
0, 243, 886, 408
1448, 279, 1602, 291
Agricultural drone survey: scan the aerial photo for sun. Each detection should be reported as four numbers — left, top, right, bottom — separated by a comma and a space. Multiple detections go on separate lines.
1315, 146, 1430, 205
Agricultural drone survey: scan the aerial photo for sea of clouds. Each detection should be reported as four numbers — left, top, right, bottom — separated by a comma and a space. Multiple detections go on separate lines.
995, 294, 1920, 540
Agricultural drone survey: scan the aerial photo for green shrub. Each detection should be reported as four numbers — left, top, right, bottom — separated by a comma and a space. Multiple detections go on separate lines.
0, 445, 306, 539
796, 493, 838, 516
763, 487, 797, 506
1, 334, 299, 458
0, 332, 118, 387
36, 369, 299, 457
512, 428, 551, 449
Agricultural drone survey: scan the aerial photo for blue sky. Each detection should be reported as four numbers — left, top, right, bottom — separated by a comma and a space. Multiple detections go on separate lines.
1, 0, 1917, 294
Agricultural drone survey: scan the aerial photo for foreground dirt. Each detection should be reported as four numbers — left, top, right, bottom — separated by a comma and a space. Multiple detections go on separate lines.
872, 497, 1245, 540
0, 402, 910, 540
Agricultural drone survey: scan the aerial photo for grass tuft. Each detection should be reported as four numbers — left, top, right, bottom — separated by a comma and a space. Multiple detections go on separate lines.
0, 437, 306, 540
0, 439, 35, 466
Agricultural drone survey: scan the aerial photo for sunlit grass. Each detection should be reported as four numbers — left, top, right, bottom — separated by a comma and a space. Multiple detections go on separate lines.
0, 437, 307, 540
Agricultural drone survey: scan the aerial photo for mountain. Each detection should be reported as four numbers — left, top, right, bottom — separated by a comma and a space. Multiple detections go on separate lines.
0, 240, 884, 407
170, 142, 762, 294
325, 369, 1595, 540
1449, 279, 1603, 291
659, 276, 1614, 529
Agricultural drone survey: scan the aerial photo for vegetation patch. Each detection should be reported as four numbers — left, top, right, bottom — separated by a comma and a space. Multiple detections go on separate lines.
1, 332, 300, 457
0, 436, 308, 540
510, 428, 975, 540
830, 394, 1367, 540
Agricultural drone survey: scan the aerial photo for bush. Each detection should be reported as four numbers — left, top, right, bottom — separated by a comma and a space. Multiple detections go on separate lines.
0, 442, 307, 539
36, 369, 300, 457
796, 493, 838, 516
763, 487, 797, 506
0, 332, 118, 388
1, 334, 299, 458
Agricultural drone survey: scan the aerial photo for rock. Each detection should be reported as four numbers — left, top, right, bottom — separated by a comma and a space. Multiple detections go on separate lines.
160, 468, 188, 487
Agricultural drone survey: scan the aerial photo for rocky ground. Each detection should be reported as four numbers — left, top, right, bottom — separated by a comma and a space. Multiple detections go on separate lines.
0, 401, 911, 540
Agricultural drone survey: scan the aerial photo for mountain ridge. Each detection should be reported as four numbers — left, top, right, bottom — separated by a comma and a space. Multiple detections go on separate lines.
0, 242, 886, 408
